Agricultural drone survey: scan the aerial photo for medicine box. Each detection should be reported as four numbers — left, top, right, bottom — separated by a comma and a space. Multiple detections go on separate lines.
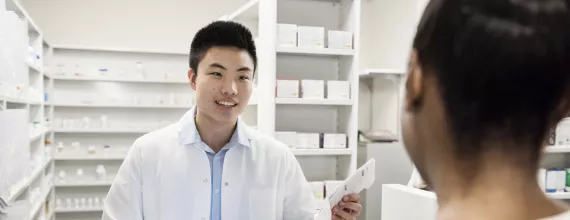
323, 133, 347, 149
327, 30, 353, 49
324, 180, 344, 197
277, 23, 298, 48
275, 131, 297, 148
310, 181, 325, 200
277, 80, 299, 98
296, 133, 321, 149
298, 26, 325, 48
301, 80, 325, 99
327, 81, 350, 100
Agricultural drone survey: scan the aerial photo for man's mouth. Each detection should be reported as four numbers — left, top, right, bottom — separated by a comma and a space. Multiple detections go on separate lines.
215, 101, 237, 107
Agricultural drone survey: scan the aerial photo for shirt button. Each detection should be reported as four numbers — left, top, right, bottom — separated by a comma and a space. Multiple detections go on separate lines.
203, 179, 208, 183
215, 189, 220, 194
224, 182, 228, 186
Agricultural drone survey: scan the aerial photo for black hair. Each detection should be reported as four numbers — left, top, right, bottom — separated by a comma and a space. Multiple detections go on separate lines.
189, 21, 257, 74
414, 0, 570, 162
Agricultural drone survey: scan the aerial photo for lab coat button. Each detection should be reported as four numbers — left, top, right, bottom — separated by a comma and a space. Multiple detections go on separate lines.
203, 179, 208, 183
224, 182, 228, 186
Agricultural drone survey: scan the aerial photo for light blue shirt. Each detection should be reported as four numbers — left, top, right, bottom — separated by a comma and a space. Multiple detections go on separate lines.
178, 108, 250, 220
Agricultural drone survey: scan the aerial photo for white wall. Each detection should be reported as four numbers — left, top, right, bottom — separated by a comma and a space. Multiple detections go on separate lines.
21, 0, 249, 53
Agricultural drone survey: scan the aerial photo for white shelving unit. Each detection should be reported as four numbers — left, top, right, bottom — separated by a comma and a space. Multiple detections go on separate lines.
0, 1, 55, 220
221, 0, 361, 181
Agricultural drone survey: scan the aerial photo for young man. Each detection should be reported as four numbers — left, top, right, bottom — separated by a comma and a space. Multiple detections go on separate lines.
102, 21, 361, 220
402, 0, 570, 219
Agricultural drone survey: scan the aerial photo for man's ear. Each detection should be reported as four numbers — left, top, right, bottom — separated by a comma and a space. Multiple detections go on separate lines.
189, 69, 197, 91
405, 50, 425, 112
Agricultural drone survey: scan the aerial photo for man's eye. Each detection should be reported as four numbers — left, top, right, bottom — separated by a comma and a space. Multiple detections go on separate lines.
240, 76, 250, 80
211, 72, 222, 76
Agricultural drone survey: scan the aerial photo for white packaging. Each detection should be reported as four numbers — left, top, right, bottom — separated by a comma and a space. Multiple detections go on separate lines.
301, 80, 324, 99
277, 23, 298, 47
546, 169, 558, 193
538, 168, 546, 191
557, 169, 566, 192
277, 80, 299, 98
327, 30, 353, 49
296, 133, 320, 149
324, 181, 344, 198
323, 133, 347, 149
275, 131, 297, 148
298, 26, 325, 48
310, 181, 325, 199
327, 81, 350, 100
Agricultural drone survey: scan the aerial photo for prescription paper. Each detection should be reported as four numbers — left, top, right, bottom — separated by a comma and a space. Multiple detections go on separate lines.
313, 159, 376, 220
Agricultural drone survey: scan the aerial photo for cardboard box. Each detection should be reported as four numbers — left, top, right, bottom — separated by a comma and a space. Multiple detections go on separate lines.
327, 30, 353, 49
296, 133, 321, 149
323, 133, 347, 149
301, 80, 325, 99
277, 80, 299, 98
298, 26, 325, 48
277, 23, 298, 47
327, 81, 350, 99
275, 131, 297, 148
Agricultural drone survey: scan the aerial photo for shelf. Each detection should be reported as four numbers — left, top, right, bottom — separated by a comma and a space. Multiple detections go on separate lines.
6, 0, 43, 35
291, 148, 353, 156
54, 155, 126, 161
46, 208, 55, 220
545, 145, 570, 153
359, 68, 405, 78
51, 103, 194, 109
30, 186, 53, 219
547, 192, 570, 199
52, 44, 187, 55
0, 96, 43, 105
277, 47, 354, 56
55, 207, 104, 213
51, 75, 189, 84
56, 181, 113, 187
276, 98, 353, 105
30, 129, 47, 142
4, 157, 52, 203
53, 128, 153, 133
27, 61, 43, 73
222, 0, 259, 21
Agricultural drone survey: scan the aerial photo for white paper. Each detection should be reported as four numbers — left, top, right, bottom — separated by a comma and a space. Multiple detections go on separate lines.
314, 159, 376, 219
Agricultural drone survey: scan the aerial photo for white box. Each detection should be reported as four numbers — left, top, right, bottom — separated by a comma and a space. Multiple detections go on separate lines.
324, 180, 344, 198
328, 30, 353, 49
296, 133, 320, 149
298, 26, 325, 48
327, 81, 350, 99
310, 181, 325, 199
323, 133, 347, 149
277, 23, 298, 47
275, 131, 297, 148
301, 80, 324, 99
277, 80, 299, 98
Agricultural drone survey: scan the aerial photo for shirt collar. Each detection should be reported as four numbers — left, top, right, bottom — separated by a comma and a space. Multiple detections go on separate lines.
177, 106, 250, 148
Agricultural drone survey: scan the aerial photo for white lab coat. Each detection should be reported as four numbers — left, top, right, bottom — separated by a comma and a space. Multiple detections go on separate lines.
102, 110, 318, 220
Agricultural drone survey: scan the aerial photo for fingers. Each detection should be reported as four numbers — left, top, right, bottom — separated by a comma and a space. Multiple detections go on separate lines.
339, 200, 362, 214
332, 205, 355, 220
342, 193, 361, 203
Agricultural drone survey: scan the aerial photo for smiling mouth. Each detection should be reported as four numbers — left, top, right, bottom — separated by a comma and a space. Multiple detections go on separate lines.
215, 101, 238, 107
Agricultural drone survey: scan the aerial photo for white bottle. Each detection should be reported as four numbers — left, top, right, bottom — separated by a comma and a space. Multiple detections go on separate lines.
57, 142, 65, 154
66, 198, 72, 208
82, 116, 91, 129
87, 145, 96, 155
94, 197, 100, 208
76, 168, 84, 183
58, 170, 67, 183
81, 197, 87, 208
74, 198, 80, 209
101, 115, 108, 128
56, 198, 63, 208
88, 197, 94, 208
96, 165, 107, 181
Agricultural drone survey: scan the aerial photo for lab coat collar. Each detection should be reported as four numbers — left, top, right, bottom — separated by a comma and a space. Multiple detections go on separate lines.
177, 106, 252, 148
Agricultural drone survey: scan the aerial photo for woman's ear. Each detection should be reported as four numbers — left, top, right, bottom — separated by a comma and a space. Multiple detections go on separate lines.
188, 69, 197, 91
405, 50, 425, 112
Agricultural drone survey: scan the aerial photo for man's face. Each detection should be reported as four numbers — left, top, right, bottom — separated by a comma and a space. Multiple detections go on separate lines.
189, 46, 254, 124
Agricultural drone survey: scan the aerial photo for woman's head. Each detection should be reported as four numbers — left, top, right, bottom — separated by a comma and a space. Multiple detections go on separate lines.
402, 0, 570, 188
